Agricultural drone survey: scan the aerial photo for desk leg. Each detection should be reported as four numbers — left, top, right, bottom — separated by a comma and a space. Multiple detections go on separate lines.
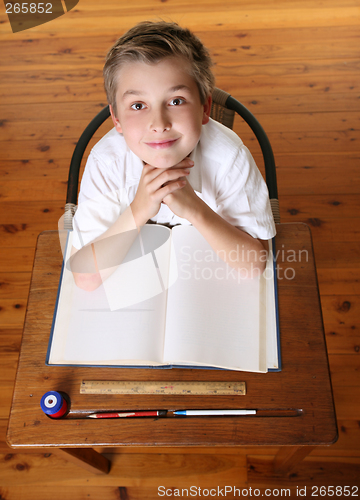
273, 446, 315, 474
56, 448, 111, 474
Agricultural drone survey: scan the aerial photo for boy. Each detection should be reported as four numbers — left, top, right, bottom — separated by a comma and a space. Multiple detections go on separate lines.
71, 20, 276, 291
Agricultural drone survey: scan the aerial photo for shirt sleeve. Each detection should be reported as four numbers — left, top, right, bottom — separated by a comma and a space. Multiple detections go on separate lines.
72, 152, 127, 249
215, 145, 276, 240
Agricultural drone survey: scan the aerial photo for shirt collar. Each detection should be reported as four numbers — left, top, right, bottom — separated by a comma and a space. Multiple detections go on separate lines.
124, 148, 144, 188
187, 142, 202, 193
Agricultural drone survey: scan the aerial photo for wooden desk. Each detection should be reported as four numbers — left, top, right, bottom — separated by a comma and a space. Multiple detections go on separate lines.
7, 223, 337, 475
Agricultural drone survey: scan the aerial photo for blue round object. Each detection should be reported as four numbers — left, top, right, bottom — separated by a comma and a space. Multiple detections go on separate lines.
40, 391, 63, 416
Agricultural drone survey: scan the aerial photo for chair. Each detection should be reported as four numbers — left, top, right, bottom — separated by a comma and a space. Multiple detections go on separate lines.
64, 88, 279, 229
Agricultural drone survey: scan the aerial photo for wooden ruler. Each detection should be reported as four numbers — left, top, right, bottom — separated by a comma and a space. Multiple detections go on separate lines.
80, 380, 246, 396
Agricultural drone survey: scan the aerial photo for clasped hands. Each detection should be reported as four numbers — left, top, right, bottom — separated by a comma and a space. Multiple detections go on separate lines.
130, 157, 202, 226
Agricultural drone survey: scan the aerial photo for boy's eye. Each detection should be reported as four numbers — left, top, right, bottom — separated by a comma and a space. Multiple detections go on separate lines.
131, 103, 145, 111
169, 98, 185, 106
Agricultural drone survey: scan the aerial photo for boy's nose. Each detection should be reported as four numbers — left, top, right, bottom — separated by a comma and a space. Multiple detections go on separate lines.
150, 108, 171, 133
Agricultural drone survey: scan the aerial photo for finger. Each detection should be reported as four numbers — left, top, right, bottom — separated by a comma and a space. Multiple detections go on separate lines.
149, 168, 190, 191
144, 157, 193, 173
141, 159, 193, 186
167, 158, 194, 170
141, 163, 162, 180
142, 162, 188, 173
140, 164, 172, 186
161, 174, 189, 187
157, 178, 187, 198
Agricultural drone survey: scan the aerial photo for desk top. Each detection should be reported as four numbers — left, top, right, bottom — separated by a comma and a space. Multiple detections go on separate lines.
7, 223, 337, 449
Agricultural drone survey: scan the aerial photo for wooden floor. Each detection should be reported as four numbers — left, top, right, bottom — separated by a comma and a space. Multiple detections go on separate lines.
0, 0, 359, 497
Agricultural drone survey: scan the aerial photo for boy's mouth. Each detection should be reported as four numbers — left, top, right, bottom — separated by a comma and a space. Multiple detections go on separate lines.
145, 138, 179, 149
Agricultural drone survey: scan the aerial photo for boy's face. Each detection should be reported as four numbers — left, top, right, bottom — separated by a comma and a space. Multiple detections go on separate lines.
110, 57, 211, 169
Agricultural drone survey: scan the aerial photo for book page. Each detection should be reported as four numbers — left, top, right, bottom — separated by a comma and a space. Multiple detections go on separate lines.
163, 226, 266, 372
48, 228, 171, 365
102, 224, 171, 311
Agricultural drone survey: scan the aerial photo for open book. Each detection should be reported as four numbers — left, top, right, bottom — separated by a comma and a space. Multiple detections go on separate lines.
47, 225, 280, 373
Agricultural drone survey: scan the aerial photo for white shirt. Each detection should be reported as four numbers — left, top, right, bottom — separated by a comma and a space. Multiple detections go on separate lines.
72, 118, 276, 249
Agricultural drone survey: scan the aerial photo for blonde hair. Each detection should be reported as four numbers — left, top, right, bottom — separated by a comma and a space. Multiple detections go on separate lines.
103, 20, 215, 115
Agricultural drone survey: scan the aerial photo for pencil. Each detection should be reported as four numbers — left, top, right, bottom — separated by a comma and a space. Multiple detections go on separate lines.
88, 410, 167, 418
174, 409, 257, 416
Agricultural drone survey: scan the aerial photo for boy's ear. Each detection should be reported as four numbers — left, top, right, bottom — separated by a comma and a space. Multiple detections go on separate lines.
109, 105, 123, 133
202, 95, 212, 125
